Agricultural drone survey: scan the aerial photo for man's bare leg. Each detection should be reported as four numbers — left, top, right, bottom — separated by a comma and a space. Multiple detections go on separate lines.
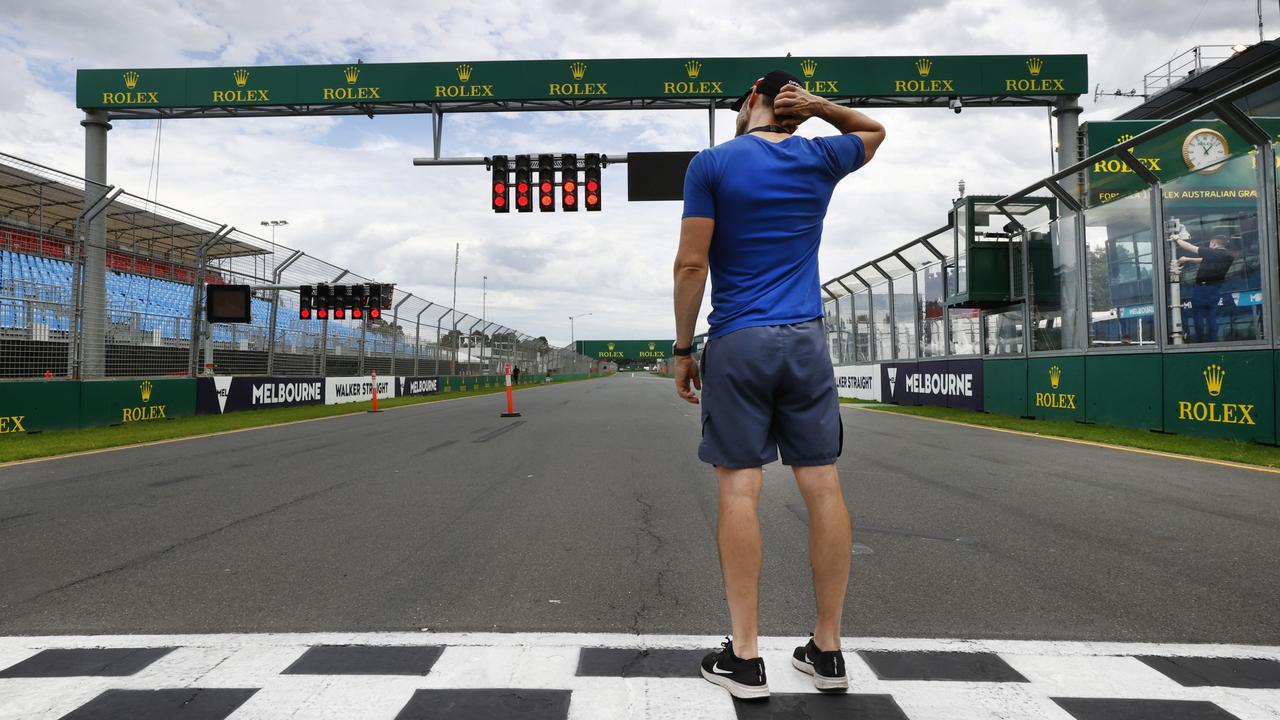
717, 466, 764, 659
794, 464, 851, 652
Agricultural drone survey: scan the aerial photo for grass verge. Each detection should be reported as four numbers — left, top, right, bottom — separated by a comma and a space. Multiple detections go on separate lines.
851, 403, 1280, 469
0, 382, 563, 465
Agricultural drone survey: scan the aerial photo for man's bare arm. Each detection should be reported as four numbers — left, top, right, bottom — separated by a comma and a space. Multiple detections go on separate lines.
673, 217, 713, 404
773, 86, 886, 162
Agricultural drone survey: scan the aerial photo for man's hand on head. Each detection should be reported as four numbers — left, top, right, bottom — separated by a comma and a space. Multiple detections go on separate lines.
772, 85, 826, 126
675, 355, 701, 404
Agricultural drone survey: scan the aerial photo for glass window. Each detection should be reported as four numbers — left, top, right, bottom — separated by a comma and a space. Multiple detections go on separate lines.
852, 289, 871, 362
824, 299, 841, 363
918, 263, 946, 357
1163, 151, 1265, 345
893, 274, 917, 359
1028, 216, 1083, 351
949, 308, 980, 355
1084, 193, 1157, 347
954, 205, 968, 296
871, 283, 892, 361
838, 293, 854, 363
984, 307, 1024, 355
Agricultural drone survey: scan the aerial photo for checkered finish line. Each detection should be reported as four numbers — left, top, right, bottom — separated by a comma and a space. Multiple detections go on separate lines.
1, 633, 1279, 719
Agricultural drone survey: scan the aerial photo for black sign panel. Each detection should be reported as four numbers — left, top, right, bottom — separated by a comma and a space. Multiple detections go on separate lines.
399, 376, 441, 397
197, 376, 326, 414
881, 359, 984, 411
206, 284, 252, 323
627, 151, 697, 201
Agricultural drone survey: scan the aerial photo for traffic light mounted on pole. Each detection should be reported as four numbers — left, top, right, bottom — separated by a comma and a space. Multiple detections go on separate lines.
487, 153, 605, 213
514, 154, 532, 212
561, 153, 578, 211
584, 153, 602, 211
491, 154, 509, 212
538, 153, 555, 211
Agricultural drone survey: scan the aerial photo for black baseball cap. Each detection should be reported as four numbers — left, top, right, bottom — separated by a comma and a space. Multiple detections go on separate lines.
730, 70, 803, 112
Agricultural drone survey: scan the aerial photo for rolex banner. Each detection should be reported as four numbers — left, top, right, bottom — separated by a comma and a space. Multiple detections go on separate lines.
325, 375, 396, 405
196, 376, 325, 415
398, 376, 440, 397
881, 360, 984, 411
79, 378, 196, 428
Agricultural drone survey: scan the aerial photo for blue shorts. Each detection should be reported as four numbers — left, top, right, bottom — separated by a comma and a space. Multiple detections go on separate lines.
699, 319, 843, 468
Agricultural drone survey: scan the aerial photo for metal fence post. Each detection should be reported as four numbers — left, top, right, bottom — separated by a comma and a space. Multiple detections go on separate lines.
266, 249, 302, 375
188, 226, 230, 376
390, 294, 411, 376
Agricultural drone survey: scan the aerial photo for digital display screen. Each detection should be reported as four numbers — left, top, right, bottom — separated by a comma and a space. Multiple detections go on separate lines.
627, 151, 696, 202
206, 284, 252, 323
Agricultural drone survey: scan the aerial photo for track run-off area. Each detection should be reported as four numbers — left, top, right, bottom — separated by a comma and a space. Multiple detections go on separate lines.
2, 373, 1279, 719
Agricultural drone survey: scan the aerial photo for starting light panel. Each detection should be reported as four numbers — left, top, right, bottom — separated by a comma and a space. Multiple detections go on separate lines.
333, 285, 348, 320
491, 154, 509, 213
514, 154, 532, 212
297, 283, 392, 321
538, 154, 555, 211
351, 284, 366, 320
584, 153, 602, 211
561, 153, 578, 211
299, 285, 313, 320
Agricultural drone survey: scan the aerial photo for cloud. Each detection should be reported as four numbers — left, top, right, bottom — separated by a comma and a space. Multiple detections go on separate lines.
0, 0, 1273, 345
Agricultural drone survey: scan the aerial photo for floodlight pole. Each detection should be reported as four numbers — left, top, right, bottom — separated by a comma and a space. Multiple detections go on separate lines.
266, 249, 303, 375
81, 110, 111, 378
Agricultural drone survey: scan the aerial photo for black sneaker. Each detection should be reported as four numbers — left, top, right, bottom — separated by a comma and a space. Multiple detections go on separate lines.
700, 638, 769, 700
791, 636, 848, 692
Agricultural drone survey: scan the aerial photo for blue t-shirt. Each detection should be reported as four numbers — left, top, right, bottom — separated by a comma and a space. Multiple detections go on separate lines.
682, 133, 865, 338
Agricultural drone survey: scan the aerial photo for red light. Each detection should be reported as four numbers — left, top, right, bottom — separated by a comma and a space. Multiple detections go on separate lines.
353, 308, 363, 319
517, 195, 529, 207
301, 308, 311, 319
494, 196, 505, 207
494, 182, 506, 193
318, 308, 328, 319
587, 179, 599, 192
541, 195, 552, 206
587, 193, 599, 205
565, 194, 576, 205
370, 307, 381, 319
563, 180, 576, 192
541, 181, 552, 192
335, 308, 345, 319
517, 181, 529, 193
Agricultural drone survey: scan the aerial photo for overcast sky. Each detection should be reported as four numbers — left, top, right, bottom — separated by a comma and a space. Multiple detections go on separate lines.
0, 0, 1270, 345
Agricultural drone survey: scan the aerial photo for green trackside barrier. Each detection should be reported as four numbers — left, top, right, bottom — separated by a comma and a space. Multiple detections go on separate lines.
78, 378, 197, 429
0, 380, 82, 434
1086, 354, 1163, 431
1163, 350, 1274, 443
1028, 355, 1084, 422
983, 358, 1028, 418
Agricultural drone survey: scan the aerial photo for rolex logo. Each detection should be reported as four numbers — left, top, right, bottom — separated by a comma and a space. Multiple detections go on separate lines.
915, 58, 933, 77
569, 61, 587, 80
233, 69, 249, 88
684, 60, 702, 79
456, 63, 473, 82
1049, 365, 1061, 390
1117, 133, 1134, 144
344, 65, 360, 85
648, 342, 656, 351
123, 71, 140, 90
607, 342, 615, 351
1026, 57, 1044, 76
140, 380, 154, 403
1204, 364, 1226, 397
800, 59, 818, 78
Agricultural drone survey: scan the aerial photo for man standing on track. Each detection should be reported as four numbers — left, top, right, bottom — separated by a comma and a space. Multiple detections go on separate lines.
671, 71, 885, 700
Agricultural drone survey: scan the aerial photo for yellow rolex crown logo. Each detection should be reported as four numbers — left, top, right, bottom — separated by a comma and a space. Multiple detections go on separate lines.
123, 71, 140, 90
1204, 364, 1226, 397
915, 58, 933, 77
569, 61, 587, 80
344, 65, 360, 85
648, 342, 656, 351
140, 380, 153, 403
1049, 365, 1061, 390
607, 342, 615, 351
1026, 57, 1044, 76
800, 59, 818, 78
684, 60, 702, 79
1117, 133, 1134, 144
456, 63, 473, 82
233, 68, 249, 88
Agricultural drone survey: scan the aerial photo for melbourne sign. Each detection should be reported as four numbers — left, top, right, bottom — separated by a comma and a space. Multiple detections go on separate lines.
196, 376, 325, 415
880, 360, 983, 411
399, 376, 441, 397
78, 55, 1087, 111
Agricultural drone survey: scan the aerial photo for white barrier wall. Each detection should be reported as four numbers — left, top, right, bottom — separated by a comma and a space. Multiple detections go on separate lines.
325, 375, 397, 405
834, 364, 880, 401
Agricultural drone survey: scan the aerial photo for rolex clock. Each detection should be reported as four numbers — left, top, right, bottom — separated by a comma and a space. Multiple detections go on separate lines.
1182, 128, 1229, 173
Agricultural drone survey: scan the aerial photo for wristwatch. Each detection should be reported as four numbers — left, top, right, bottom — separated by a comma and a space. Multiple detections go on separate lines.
672, 342, 694, 356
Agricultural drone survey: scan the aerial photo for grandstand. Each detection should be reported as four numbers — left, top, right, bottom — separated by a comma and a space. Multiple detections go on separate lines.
0, 152, 556, 379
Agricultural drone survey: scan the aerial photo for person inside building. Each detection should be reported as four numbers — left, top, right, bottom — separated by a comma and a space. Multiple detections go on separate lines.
1176, 234, 1236, 343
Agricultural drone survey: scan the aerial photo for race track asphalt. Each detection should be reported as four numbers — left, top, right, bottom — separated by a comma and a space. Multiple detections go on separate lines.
1, 373, 1277, 644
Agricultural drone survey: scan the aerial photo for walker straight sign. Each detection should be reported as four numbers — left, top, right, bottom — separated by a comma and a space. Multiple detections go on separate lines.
325, 376, 396, 405
881, 360, 984, 411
